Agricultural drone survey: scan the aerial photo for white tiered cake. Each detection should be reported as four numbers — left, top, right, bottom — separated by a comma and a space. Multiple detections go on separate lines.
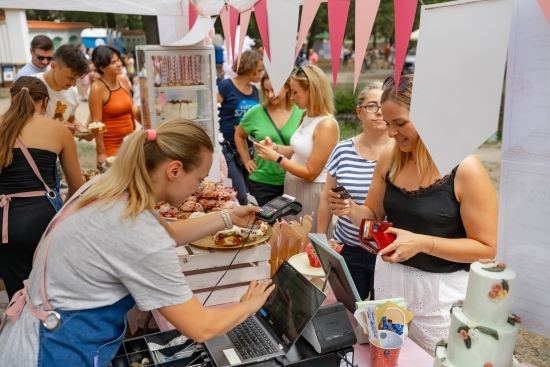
434, 260, 521, 367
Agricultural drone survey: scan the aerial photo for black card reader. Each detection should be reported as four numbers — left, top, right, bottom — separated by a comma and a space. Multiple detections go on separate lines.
256, 195, 303, 223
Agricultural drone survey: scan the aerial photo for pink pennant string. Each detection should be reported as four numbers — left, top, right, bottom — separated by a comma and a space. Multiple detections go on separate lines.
393, 0, 418, 90
254, 0, 270, 59
327, 0, 352, 88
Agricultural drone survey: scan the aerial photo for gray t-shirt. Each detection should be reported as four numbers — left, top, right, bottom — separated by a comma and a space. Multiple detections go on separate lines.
14, 62, 49, 81
0, 201, 192, 365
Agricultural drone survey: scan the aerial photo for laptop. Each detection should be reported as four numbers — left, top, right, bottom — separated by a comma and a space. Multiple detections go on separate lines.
308, 233, 362, 314
204, 260, 326, 367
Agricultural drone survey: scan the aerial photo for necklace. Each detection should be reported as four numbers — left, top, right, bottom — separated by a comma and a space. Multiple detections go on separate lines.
299, 116, 314, 134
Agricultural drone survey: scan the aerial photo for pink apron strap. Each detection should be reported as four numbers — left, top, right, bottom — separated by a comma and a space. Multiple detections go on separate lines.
35, 178, 98, 311
15, 138, 55, 196
1, 191, 46, 244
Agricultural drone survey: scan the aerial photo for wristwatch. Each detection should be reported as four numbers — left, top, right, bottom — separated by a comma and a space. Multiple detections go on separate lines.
276, 155, 284, 164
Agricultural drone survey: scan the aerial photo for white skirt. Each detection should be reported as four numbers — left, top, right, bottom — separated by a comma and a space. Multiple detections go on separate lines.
374, 257, 469, 355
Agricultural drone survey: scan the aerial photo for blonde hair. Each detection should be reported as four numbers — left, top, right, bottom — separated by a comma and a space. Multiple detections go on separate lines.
259, 73, 293, 109
0, 77, 49, 172
75, 119, 213, 220
290, 65, 334, 117
381, 74, 434, 181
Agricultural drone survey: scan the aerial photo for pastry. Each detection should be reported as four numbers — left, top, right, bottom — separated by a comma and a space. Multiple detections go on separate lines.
88, 122, 106, 134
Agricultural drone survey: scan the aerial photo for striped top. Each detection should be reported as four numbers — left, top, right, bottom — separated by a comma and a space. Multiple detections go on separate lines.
326, 137, 377, 251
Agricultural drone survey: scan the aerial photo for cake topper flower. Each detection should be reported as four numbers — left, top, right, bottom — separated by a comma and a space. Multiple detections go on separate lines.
508, 313, 522, 326
479, 259, 507, 272
489, 280, 509, 302
457, 323, 499, 349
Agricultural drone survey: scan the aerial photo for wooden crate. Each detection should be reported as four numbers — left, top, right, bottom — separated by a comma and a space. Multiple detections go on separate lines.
176, 243, 271, 306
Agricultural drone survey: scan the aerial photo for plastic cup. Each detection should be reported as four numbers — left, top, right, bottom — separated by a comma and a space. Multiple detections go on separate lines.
369, 330, 404, 367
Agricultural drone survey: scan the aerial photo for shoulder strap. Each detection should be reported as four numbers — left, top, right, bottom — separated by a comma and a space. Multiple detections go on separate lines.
16, 138, 54, 195
117, 75, 132, 97
262, 106, 287, 145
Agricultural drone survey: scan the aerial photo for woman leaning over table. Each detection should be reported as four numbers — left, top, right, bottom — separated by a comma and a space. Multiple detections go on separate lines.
235, 73, 302, 207
317, 81, 392, 302
89, 45, 140, 171
255, 65, 339, 232
329, 74, 498, 354
0, 119, 274, 366
0, 77, 83, 299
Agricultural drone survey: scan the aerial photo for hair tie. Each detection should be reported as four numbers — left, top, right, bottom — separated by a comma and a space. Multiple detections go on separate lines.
146, 129, 157, 142
20, 87, 29, 92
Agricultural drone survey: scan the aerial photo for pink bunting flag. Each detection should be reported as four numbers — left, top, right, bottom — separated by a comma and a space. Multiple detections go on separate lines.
295, 0, 324, 60
254, 0, 270, 59
188, 0, 198, 30
393, 0, 417, 91
327, 0, 351, 88
538, 0, 550, 25
220, 6, 233, 65
354, 0, 381, 92
230, 6, 240, 58
236, 9, 253, 71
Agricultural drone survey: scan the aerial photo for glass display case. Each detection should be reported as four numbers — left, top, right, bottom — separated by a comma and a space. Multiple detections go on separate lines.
136, 45, 220, 182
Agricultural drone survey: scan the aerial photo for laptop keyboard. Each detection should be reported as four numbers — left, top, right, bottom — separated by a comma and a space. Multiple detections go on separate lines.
228, 317, 279, 359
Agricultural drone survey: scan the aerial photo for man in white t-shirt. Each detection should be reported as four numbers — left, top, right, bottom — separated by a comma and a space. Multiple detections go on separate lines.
14, 35, 54, 81
35, 44, 89, 134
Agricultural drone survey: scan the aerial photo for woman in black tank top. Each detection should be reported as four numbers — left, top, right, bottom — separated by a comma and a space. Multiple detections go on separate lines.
326, 75, 498, 353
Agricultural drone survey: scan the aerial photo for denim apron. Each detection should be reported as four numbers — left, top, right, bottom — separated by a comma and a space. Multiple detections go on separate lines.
1, 179, 136, 367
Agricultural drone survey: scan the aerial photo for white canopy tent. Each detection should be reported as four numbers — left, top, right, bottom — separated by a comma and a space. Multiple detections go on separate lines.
0, 0, 186, 16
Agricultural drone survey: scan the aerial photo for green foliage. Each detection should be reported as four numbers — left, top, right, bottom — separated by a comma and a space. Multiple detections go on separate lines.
334, 88, 357, 114
339, 121, 361, 141
25, 10, 143, 30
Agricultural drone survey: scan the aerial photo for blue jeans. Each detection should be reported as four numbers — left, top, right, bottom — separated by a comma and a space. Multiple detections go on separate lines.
222, 144, 249, 205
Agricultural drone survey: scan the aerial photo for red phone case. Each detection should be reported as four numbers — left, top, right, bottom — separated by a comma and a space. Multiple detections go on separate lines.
358, 219, 396, 255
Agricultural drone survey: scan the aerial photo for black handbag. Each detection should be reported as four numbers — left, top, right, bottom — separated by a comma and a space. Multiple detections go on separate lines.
221, 140, 251, 170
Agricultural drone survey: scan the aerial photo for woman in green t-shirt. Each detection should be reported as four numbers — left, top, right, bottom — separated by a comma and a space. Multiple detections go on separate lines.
235, 74, 302, 206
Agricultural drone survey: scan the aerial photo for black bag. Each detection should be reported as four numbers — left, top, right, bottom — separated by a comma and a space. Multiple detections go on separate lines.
222, 140, 253, 170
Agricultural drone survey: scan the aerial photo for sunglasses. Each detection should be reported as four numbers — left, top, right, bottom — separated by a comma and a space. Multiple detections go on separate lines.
33, 50, 53, 62
382, 76, 411, 92
295, 66, 309, 81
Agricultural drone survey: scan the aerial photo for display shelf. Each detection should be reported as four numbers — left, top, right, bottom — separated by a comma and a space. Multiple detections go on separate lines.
136, 44, 220, 182
153, 85, 208, 92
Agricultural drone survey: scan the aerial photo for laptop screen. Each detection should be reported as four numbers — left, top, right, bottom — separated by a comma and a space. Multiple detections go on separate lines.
257, 261, 326, 349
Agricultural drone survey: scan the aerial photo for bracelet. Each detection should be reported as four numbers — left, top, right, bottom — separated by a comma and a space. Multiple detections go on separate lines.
274, 143, 278, 152
429, 236, 435, 255
277, 156, 286, 168
221, 209, 233, 229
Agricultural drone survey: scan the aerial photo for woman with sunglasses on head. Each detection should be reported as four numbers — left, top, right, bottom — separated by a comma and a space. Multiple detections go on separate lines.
0, 77, 83, 299
329, 74, 498, 353
255, 65, 339, 232
0, 119, 274, 366
234, 73, 302, 207
317, 81, 392, 302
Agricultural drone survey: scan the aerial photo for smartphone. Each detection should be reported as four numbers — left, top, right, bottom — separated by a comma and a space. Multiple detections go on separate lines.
331, 186, 352, 199
248, 135, 260, 144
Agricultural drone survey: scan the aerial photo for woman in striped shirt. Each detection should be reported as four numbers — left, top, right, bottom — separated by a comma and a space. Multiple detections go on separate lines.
317, 81, 391, 301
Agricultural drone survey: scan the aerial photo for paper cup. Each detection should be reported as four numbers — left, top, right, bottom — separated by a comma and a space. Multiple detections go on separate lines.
370, 330, 404, 367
